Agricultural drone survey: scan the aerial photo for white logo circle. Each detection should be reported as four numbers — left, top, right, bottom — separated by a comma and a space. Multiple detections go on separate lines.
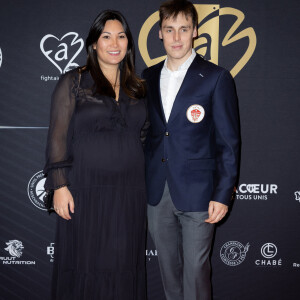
261, 243, 277, 259
220, 241, 250, 266
27, 170, 47, 210
186, 104, 205, 123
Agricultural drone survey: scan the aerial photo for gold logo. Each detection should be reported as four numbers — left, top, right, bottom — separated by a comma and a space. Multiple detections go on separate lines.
138, 4, 256, 77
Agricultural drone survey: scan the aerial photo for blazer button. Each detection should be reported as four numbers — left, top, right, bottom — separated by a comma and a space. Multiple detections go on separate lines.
162, 158, 166, 162
165, 131, 169, 136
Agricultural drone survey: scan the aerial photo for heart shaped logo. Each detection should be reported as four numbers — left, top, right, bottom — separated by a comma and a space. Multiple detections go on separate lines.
40, 32, 84, 74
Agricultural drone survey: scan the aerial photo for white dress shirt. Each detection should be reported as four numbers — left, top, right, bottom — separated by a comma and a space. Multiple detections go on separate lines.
160, 49, 196, 122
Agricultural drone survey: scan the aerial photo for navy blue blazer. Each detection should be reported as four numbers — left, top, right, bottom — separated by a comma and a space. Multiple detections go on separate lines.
142, 54, 240, 212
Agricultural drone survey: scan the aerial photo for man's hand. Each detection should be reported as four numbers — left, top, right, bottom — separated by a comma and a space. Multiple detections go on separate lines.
53, 186, 74, 220
205, 201, 228, 224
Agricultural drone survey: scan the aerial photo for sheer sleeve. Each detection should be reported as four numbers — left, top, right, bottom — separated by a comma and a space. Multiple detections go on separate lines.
43, 72, 77, 191
140, 98, 150, 149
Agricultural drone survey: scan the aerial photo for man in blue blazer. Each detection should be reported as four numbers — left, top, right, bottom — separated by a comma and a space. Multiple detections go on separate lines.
142, 1, 240, 299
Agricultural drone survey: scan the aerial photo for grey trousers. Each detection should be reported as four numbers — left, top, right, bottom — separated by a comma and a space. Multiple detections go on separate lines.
148, 183, 215, 300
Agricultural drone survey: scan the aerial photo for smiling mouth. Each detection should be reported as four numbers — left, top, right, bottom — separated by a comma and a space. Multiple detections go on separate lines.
108, 51, 121, 55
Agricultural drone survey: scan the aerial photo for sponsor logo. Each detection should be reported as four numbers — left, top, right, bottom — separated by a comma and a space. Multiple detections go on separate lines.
295, 191, 300, 202
40, 75, 59, 82
139, 4, 256, 77
186, 104, 205, 123
0, 48, 2, 67
27, 170, 47, 211
47, 243, 55, 263
40, 32, 84, 79
220, 241, 250, 266
0, 240, 36, 265
293, 263, 300, 268
255, 243, 282, 266
4, 240, 24, 258
235, 184, 278, 200
261, 242, 277, 258
146, 249, 158, 261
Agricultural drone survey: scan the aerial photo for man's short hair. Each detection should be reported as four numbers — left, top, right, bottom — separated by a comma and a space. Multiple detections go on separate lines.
159, 0, 198, 29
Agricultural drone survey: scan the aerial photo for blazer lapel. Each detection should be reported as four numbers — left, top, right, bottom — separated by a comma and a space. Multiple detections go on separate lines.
168, 55, 205, 124
149, 61, 166, 124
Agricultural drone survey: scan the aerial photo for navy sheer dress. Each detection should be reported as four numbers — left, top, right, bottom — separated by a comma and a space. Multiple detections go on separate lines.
44, 68, 148, 300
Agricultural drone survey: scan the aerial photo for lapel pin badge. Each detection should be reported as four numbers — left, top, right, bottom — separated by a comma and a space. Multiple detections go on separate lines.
186, 104, 205, 123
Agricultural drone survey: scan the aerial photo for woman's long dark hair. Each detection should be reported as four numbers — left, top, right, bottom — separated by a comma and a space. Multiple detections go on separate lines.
85, 10, 146, 99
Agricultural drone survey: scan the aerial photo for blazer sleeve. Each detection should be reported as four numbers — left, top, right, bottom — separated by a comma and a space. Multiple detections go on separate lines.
211, 69, 240, 206
43, 72, 77, 191
140, 69, 151, 148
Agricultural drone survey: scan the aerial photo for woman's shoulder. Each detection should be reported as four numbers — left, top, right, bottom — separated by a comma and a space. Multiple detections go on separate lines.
57, 66, 89, 88
63, 66, 87, 78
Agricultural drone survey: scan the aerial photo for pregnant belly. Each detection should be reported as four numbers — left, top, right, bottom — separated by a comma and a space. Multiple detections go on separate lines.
72, 133, 144, 174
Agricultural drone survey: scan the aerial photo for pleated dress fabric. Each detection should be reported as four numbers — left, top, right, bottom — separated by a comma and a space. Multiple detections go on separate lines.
44, 68, 148, 300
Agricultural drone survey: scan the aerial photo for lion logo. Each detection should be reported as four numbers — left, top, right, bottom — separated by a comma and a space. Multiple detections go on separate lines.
4, 240, 24, 258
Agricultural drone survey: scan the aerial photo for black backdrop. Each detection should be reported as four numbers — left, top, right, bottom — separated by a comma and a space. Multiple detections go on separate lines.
0, 1, 300, 299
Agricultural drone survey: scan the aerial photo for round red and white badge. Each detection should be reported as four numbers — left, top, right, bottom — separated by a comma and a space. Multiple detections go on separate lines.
186, 104, 205, 123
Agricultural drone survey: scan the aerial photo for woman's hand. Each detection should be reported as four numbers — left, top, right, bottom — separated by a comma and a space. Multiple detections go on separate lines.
53, 186, 74, 220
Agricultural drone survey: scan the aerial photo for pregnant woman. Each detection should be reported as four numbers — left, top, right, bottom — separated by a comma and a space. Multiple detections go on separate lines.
43, 10, 148, 300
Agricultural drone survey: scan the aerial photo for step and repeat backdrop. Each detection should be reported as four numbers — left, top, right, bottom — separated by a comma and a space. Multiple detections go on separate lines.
0, 0, 299, 299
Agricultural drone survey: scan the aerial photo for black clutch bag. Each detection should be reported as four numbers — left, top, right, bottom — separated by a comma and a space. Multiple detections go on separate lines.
43, 190, 55, 214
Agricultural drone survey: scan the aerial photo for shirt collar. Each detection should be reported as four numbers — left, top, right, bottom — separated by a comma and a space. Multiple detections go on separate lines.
163, 48, 196, 72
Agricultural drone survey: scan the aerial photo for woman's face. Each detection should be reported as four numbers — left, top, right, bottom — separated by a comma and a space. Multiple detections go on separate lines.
93, 20, 128, 69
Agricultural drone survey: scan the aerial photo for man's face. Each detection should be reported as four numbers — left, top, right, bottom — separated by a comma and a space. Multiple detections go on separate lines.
159, 13, 197, 64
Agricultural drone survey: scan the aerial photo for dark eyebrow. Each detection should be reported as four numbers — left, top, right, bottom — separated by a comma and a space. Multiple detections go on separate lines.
162, 25, 191, 29
102, 32, 126, 34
